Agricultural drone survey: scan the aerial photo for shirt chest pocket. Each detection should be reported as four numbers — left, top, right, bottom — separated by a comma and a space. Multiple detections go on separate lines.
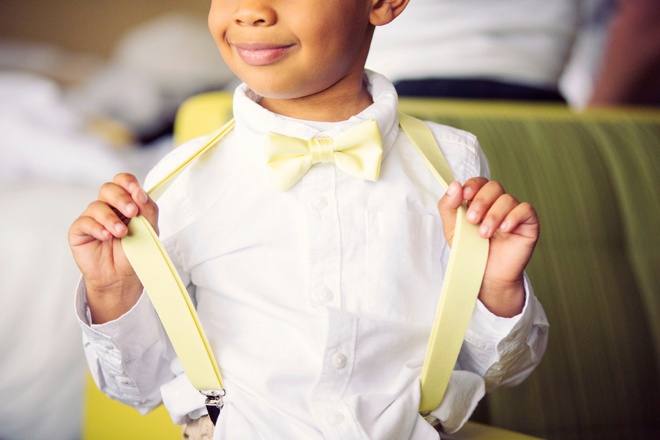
366, 210, 447, 322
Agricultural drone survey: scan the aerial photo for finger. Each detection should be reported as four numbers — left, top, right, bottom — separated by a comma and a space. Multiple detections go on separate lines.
462, 177, 489, 201
68, 215, 113, 246
112, 173, 159, 233
98, 181, 139, 220
108, 173, 144, 217
82, 200, 130, 238
112, 173, 141, 194
465, 180, 505, 224
500, 202, 540, 238
478, 193, 519, 238
128, 185, 159, 234
437, 181, 463, 246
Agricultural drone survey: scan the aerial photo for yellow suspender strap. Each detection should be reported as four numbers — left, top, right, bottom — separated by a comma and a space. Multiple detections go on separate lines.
398, 113, 489, 414
121, 120, 235, 422
120, 114, 489, 421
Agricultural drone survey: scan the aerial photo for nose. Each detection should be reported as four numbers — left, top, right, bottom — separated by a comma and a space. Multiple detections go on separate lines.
233, 0, 276, 26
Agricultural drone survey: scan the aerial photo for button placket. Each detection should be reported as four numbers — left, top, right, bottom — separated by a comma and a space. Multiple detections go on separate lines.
304, 166, 360, 436
310, 310, 357, 398
305, 165, 341, 310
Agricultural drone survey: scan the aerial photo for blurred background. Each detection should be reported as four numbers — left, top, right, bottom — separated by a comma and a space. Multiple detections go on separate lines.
0, 1, 657, 440
0, 2, 236, 440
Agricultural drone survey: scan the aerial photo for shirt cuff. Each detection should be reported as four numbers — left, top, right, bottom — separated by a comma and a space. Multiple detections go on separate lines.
428, 370, 486, 434
161, 359, 207, 425
461, 273, 548, 390
464, 273, 534, 350
74, 276, 162, 359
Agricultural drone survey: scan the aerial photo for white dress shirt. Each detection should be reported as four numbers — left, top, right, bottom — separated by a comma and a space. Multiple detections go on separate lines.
76, 71, 548, 439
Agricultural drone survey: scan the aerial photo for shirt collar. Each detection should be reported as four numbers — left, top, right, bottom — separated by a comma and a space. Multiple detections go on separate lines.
232, 70, 400, 160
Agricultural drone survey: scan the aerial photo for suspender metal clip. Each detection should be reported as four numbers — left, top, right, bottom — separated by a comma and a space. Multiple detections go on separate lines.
200, 389, 226, 425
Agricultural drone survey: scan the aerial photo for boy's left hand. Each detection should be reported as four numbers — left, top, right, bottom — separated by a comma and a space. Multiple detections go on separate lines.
438, 178, 540, 318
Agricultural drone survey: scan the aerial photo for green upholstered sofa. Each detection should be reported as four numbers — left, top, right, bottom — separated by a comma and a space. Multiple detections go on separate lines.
83, 93, 660, 440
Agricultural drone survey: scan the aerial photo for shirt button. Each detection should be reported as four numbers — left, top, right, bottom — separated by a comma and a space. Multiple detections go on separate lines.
104, 356, 123, 368
312, 196, 328, 209
316, 286, 334, 303
331, 353, 348, 370
96, 340, 115, 350
326, 410, 345, 425
115, 376, 132, 386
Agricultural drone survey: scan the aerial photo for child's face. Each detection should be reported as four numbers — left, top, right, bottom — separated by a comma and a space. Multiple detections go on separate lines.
208, 0, 376, 101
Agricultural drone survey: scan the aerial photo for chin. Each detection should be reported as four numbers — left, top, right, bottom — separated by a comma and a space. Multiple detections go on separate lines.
246, 83, 309, 100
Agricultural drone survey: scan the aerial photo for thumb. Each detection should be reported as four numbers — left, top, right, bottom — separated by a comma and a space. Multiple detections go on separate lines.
438, 181, 463, 247
129, 185, 160, 235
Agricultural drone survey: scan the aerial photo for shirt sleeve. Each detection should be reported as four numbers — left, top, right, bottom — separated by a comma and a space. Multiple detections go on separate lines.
74, 277, 177, 414
459, 273, 549, 391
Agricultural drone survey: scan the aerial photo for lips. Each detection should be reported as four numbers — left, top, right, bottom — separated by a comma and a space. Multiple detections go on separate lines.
232, 42, 294, 66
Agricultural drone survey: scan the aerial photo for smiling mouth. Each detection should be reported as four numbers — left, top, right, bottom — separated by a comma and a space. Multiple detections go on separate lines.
233, 43, 294, 66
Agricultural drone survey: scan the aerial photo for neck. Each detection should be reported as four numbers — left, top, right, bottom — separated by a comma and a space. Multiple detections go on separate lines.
258, 70, 374, 122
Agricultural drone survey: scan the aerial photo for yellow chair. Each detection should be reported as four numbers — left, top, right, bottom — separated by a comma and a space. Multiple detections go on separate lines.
83, 374, 180, 439
173, 91, 234, 147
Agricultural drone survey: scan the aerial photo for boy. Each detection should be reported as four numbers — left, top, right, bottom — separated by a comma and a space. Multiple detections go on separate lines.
69, 0, 548, 439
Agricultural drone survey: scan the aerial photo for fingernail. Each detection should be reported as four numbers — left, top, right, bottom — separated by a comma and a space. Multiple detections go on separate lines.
447, 181, 459, 196
480, 224, 491, 237
468, 210, 479, 222
115, 223, 125, 234
137, 189, 148, 204
500, 221, 509, 231
126, 203, 137, 215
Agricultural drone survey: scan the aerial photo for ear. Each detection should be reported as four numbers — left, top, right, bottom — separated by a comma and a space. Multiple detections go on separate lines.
370, 0, 410, 26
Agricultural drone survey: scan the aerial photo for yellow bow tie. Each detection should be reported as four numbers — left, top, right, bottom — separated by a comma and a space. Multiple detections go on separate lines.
265, 119, 383, 191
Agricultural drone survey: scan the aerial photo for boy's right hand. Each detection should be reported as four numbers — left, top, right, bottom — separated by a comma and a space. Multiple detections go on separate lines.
68, 173, 159, 324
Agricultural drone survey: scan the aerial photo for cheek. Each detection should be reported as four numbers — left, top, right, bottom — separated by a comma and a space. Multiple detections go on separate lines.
207, 6, 228, 44
207, 15, 233, 63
